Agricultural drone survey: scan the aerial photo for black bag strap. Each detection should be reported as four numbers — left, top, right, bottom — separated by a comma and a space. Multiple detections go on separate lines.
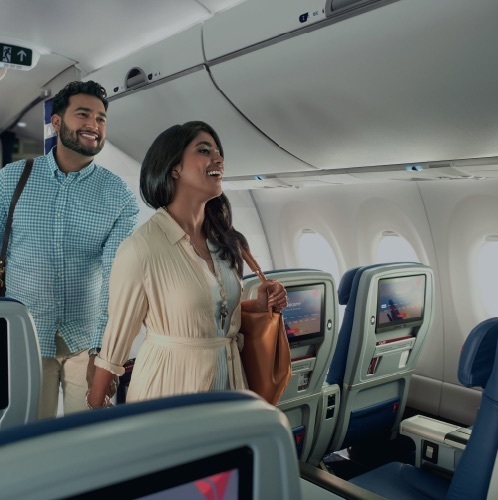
0, 158, 34, 296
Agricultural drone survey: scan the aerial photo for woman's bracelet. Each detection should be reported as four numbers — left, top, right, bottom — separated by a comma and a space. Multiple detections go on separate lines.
85, 390, 111, 409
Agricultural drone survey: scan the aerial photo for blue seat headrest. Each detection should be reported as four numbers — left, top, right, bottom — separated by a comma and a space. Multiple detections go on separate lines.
458, 317, 498, 390
0, 297, 24, 305
337, 267, 361, 305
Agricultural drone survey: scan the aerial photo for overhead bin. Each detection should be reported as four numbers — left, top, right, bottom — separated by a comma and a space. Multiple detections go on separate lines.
83, 26, 205, 100
202, 0, 388, 62
204, 0, 498, 170
91, 68, 314, 176
83, 0, 498, 178
83, 18, 316, 176
202, 0, 328, 61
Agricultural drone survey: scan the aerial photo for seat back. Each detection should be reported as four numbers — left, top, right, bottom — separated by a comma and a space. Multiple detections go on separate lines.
348, 317, 498, 500
311, 262, 434, 458
242, 269, 339, 462
0, 391, 302, 499
447, 317, 498, 499
0, 297, 41, 429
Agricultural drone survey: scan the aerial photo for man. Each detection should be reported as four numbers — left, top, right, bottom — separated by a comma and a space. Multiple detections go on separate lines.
0, 81, 139, 418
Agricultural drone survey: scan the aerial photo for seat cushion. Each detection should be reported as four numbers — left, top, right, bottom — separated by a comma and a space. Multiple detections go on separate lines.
350, 462, 450, 500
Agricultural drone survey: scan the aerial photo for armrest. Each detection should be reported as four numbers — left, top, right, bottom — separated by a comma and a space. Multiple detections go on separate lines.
444, 427, 471, 450
299, 462, 386, 500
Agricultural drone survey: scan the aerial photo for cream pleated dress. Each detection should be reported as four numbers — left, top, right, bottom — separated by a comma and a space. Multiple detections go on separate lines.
95, 208, 248, 401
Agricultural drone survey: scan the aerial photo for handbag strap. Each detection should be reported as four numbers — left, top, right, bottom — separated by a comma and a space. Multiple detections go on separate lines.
0, 158, 34, 296
241, 248, 281, 318
241, 247, 267, 283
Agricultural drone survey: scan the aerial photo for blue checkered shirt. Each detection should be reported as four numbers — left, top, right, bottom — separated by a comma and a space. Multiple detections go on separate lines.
0, 148, 139, 357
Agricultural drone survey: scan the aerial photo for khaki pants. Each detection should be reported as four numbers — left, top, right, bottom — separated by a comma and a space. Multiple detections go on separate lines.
38, 333, 89, 420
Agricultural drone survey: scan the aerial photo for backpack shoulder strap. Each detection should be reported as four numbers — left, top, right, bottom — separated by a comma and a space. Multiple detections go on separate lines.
0, 158, 34, 295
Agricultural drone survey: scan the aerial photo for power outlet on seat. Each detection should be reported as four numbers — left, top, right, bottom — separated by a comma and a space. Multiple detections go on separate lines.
422, 440, 439, 464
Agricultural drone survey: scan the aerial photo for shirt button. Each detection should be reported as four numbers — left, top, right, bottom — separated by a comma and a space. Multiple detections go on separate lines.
228, 356, 232, 361
58, 272, 63, 278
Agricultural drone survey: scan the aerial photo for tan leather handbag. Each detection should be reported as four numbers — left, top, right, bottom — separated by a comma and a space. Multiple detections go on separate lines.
239, 248, 292, 405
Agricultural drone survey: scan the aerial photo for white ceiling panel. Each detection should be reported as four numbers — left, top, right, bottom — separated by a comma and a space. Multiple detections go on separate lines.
207, 0, 498, 169
1, 0, 208, 73
198, 0, 248, 14
0, 0, 245, 144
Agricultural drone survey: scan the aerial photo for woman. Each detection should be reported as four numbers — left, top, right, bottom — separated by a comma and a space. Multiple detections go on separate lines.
86, 121, 288, 407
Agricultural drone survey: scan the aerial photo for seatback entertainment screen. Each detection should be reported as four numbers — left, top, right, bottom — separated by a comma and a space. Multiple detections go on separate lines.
81, 446, 253, 499
376, 274, 426, 333
282, 283, 325, 346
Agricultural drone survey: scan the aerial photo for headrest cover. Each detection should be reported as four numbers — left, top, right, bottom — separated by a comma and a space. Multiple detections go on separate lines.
337, 267, 361, 305
0, 297, 24, 305
458, 317, 498, 389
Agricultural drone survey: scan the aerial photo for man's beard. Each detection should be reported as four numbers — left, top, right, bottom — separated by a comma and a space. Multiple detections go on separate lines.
59, 120, 105, 157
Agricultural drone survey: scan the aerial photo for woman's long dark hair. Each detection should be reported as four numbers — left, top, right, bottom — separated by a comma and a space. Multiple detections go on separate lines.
140, 121, 248, 277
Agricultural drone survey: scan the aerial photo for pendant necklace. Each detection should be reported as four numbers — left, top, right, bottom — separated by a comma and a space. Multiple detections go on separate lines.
193, 243, 228, 330
213, 255, 229, 331
164, 207, 229, 329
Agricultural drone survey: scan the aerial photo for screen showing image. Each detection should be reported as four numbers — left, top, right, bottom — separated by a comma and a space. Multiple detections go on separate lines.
77, 446, 253, 500
376, 274, 426, 333
140, 470, 238, 500
282, 283, 325, 346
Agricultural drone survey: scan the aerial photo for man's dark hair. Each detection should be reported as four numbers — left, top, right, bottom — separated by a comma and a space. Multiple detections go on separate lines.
51, 80, 108, 117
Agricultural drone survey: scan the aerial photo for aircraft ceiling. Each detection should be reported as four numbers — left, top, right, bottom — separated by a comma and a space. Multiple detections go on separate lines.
0, 0, 245, 141
2, 0, 498, 187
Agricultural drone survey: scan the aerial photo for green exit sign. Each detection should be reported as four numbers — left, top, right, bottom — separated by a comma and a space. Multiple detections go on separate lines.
0, 43, 33, 67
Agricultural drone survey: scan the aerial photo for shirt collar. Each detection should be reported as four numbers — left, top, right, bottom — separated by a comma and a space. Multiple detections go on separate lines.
154, 207, 187, 245
47, 147, 96, 179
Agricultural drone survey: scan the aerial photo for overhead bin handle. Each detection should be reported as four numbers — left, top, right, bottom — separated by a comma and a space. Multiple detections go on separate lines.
125, 67, 147, 91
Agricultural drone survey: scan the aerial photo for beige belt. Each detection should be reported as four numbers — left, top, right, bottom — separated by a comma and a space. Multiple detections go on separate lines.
147, 331, 245, 390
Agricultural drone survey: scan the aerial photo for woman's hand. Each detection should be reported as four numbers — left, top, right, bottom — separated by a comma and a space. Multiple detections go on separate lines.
255, 279, 288, 313
86, 366, 118, 409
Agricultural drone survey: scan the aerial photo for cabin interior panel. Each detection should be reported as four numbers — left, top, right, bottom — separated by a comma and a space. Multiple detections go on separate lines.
206, 0, 498, 171
249, 179, 495, 423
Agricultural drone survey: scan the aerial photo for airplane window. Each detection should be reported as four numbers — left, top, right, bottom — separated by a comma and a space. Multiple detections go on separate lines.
298, 230, 344, 324
298, 230, 340, 283
477, 240, 498, 317
375, 233, 419, 264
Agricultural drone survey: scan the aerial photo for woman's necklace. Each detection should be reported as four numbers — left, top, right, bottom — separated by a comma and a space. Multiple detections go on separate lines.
192, 243, 229, 330
164, 208, 229, 329
213, 256, 229, 330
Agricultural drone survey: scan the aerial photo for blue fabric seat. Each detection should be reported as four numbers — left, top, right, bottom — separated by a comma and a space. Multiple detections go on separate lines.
0, 390, 303, 499
0, 297, 41, 429
323, 262, 433, 452
350, 317, 498, 499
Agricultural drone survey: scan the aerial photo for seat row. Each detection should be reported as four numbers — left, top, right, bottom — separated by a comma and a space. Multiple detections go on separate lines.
1, 263, 497, 498
242, 262, 434, 466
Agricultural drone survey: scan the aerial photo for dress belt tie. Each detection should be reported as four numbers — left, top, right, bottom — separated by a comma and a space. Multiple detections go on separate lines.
147, 331, 245, 389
